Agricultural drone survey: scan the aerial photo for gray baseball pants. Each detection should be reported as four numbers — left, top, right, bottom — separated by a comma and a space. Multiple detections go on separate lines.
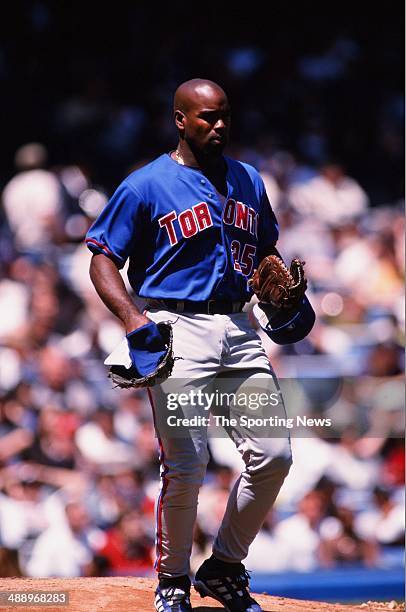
147, 308, 292, 577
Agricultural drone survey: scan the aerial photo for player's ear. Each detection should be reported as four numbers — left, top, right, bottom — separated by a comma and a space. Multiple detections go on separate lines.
174, 110, 185, 131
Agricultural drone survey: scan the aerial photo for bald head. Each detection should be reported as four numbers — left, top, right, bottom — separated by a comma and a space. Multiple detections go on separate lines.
174, 79, 227, 114
173, 78, 231, 161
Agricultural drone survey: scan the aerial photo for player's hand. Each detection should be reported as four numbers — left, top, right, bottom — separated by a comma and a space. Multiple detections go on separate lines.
126, 320, 168, 376
108, 322, 175, 389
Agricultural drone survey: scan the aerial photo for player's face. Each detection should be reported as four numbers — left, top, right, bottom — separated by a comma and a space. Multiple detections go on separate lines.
183, 90, 231, 156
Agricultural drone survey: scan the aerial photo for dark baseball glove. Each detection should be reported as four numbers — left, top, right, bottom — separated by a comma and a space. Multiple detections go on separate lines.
108, 322, 175, 389
248, 255, 307, 309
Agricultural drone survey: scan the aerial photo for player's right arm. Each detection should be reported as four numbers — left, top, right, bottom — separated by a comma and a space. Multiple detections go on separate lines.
89, 253, 150, 334
86, 180, 150, 333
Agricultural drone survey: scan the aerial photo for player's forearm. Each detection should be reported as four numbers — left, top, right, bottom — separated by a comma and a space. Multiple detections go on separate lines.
89, 254, 148, 332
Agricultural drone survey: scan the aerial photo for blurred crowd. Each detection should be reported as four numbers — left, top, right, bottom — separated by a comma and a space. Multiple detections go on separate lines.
0, 135, 403, 579
0, 0, 404, 581
1, 4, 404, 204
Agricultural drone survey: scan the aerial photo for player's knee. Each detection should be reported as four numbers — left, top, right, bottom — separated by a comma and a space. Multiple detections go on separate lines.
187, 458, 209, 484
247, 451, 292, 483
274, 453, 292, 480
166, 453, 209, 486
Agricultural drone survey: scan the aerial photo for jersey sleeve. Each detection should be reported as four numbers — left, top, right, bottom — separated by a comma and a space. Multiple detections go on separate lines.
257, 181, 279, 253
85, 180, 144, 269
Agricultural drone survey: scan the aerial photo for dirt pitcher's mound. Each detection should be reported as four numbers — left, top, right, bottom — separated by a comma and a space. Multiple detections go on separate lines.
0, 577, 403, 612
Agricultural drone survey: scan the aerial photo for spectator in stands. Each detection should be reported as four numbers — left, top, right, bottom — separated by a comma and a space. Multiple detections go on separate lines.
75, 408, 133, 467
320, 506, 378, 567
288, 161, 369, 226
244, 510, 289, 572
272, 490, 330, 571
26, 501, 101, 577
1, 143, 65, 253
96, 510, 154, 575
0, 475, 48, 550
354, 486, 405, 547
197, 465, 235, 539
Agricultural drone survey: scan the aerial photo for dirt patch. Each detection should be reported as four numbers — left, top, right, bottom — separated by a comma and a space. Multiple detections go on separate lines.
0, 577, 403, 612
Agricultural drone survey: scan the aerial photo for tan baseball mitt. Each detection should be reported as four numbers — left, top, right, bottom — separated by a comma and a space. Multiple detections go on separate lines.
248, 255, 307, 309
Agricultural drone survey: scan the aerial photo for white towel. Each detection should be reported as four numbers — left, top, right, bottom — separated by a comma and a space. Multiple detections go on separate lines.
104, 338, 132, 368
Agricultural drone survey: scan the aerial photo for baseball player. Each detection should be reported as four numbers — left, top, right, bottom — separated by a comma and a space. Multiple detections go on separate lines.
86, 79, 295, 612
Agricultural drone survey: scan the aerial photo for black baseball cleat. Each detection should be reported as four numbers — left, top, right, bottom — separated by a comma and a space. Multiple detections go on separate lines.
194, 556, 262, 612
154, 575, 192, 612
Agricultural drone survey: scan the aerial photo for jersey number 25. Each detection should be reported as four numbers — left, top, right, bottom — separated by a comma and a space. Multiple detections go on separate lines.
230, 241, 256, 276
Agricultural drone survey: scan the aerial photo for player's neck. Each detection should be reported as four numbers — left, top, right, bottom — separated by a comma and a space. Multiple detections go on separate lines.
174, 144, 224, 173
172, 147, 198, 168
173, 144, 227, 195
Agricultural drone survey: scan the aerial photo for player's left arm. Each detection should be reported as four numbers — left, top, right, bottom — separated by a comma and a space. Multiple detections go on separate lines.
256, 186, 281, 262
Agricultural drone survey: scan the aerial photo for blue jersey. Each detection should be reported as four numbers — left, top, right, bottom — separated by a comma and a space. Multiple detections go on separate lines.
85, 153, 278, 301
